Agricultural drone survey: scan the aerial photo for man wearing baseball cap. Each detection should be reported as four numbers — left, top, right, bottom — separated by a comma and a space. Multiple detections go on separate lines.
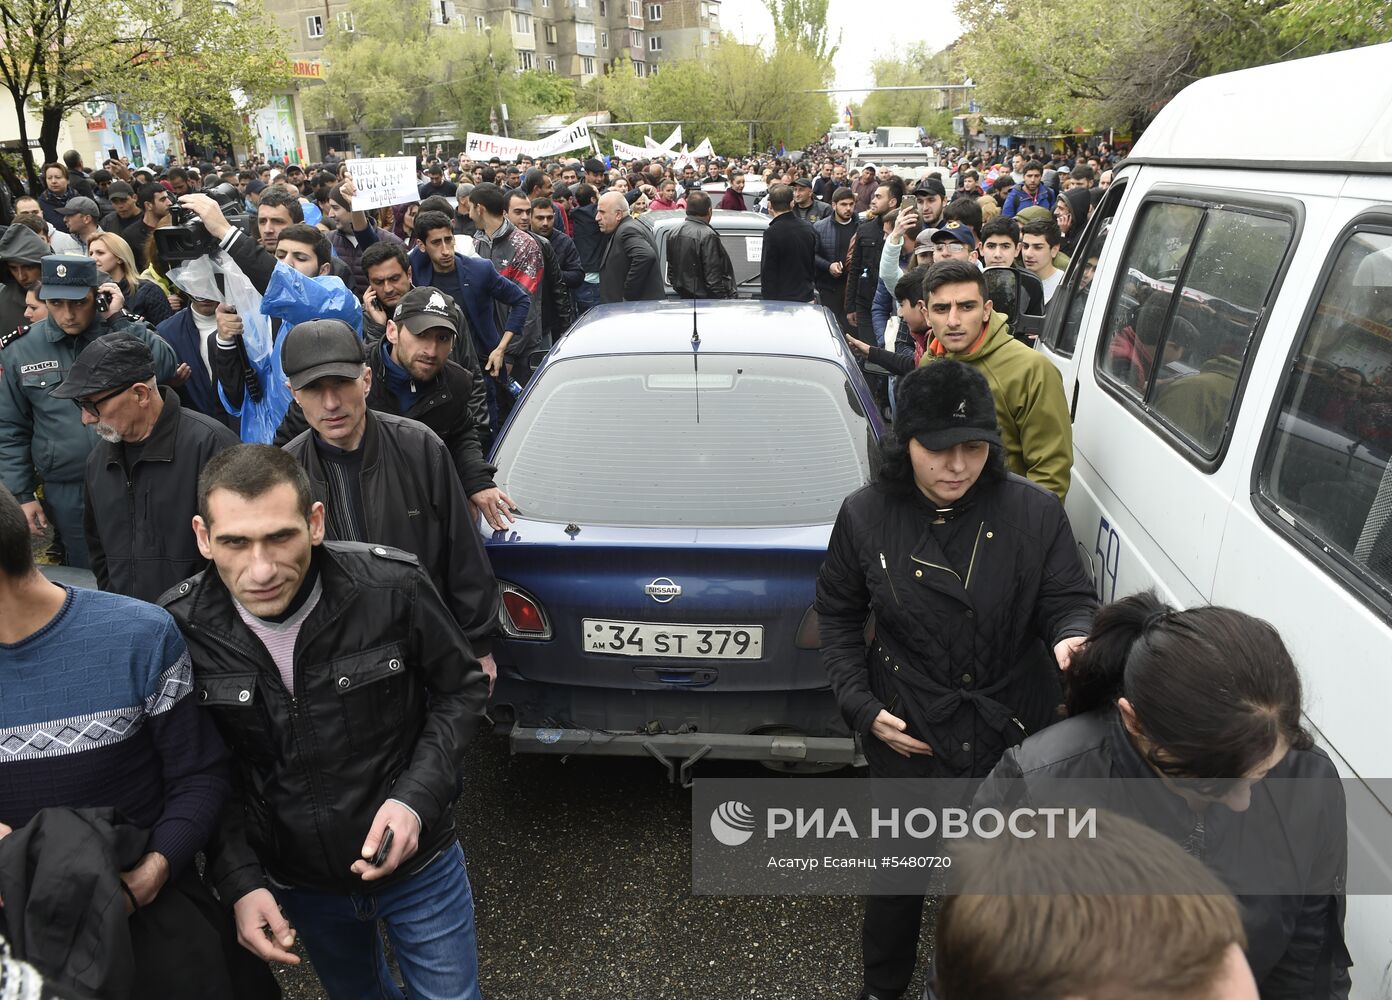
58, 196, 103, 250
790, 177, 830, 223
273, 286, 510, 528
52, 333, 237, 599
0, 255, 178, 568
930, 220, 980, 264
100, 180, 141, 235
278, 318, 500, 678
912, 177, 947, 228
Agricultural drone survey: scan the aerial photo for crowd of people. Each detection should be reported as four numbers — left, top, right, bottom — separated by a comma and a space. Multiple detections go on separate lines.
0, 134, 1351, 1000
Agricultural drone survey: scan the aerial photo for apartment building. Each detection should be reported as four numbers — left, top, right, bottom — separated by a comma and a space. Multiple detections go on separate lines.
263, 0, 720, 157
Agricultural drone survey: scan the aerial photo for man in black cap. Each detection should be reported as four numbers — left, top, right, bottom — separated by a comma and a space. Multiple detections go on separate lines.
790, 177, 830, 223
274, 285, 510, 527
100, 180, 141, 236
912, 177, 946, 228
278, 319, 501, 685
52, 333, 238, 599
0, 255, 178, 568
58, 196, 104, 250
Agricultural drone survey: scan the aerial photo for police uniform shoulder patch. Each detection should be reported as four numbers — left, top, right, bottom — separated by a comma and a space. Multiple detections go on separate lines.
0, 325, 28, 350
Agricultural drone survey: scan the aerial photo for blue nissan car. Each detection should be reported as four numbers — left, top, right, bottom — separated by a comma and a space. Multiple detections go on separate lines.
482, 300, 884, 782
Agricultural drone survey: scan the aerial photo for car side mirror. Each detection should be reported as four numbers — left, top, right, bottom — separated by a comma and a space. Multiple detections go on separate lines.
527, 348, 549, 371
983, 265, 1045, 345
983, 266, 1022, 330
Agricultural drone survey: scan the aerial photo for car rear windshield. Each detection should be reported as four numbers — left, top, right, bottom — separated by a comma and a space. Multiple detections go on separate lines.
495, 353, 875, 527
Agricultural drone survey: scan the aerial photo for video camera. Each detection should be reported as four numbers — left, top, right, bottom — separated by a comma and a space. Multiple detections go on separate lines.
154, 183, 248, 264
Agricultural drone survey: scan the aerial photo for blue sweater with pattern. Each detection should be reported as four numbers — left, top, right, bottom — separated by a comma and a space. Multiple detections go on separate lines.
0, 586, 230, 876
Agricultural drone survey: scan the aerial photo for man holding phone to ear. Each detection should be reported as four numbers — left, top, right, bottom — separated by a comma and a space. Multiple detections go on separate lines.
162, 444, 490, 1000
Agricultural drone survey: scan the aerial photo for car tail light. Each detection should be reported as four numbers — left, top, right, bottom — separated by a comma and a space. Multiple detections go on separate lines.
795, 606, 821, 649
498, 583, 552, 639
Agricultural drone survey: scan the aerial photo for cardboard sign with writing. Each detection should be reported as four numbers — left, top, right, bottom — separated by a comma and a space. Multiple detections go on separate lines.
345, 157, 419, 212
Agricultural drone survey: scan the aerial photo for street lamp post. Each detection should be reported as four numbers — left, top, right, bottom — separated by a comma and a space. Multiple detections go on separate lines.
484, 26, 509, 139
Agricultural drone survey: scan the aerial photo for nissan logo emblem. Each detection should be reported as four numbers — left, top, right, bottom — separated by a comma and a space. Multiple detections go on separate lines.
645, 577, 682, 603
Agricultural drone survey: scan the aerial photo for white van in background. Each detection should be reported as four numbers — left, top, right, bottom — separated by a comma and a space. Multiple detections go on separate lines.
1037, 42, 1392, 996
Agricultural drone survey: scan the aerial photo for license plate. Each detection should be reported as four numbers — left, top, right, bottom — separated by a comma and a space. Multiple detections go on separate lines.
582, 620, 763, 659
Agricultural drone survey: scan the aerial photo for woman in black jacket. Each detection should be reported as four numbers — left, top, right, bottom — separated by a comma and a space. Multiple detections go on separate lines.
974, 592, 1352, 999
816, 360, 1097, 1000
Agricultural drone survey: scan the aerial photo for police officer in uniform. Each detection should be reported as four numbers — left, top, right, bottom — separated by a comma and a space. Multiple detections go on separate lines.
0, 254, 177, 568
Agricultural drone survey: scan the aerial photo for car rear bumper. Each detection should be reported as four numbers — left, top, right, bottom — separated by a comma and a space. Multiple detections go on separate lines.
503, 725, 862, 785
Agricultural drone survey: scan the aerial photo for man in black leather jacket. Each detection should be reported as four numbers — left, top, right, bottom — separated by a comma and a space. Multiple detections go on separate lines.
275, 319, 501, 675
273, 286, 513, 530
163, 445, 489, 997
666, 191, 736, 299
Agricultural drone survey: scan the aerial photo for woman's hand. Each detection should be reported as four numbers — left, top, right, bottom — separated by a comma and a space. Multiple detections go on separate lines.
872, 709, 934, 759
1053, 635, 1087, 671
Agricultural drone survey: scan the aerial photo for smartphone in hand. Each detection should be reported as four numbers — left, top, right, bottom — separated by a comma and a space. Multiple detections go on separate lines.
370, 827, 394, 867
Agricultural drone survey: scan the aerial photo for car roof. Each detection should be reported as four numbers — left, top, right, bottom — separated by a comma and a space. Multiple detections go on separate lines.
549, 300, 845, 361
641, 209, 768, 231
1130, 42, 1392, 174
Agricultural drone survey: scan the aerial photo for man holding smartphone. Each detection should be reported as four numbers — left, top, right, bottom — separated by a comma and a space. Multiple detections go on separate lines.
162, 444, 490, 1000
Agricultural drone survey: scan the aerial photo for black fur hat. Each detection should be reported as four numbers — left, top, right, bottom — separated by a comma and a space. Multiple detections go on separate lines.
894, 360, 1001, 451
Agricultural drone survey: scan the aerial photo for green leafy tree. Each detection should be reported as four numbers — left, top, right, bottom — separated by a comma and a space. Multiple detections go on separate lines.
956, 0, 1391, 135
859, 43, 969, 137
762, 0, 840, 63
309, 0, 579, 153
0, 0, 289, 186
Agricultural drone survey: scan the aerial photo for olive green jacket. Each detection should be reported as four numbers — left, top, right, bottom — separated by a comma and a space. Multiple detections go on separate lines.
919, 311, 1073, 500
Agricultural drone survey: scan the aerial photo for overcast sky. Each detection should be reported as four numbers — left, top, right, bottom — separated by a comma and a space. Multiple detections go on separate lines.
715, 0, 965, 105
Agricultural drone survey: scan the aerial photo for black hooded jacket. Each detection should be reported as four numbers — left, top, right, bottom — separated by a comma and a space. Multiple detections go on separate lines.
974, 708, 1352, 999
0, 225, 48, 337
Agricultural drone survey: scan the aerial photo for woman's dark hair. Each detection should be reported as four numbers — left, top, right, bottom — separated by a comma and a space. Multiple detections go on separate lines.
1066, 591, 1312, 785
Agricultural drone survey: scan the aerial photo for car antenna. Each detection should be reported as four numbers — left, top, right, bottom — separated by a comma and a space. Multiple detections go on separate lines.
691, 300, 701, 424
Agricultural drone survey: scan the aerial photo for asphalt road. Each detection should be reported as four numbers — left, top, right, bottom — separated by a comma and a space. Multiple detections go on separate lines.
275, 731, 934, 999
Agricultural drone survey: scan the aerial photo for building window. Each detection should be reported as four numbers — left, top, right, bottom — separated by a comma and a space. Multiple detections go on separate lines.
582, 55, 595, 73
599, 0, 606, 14
634, 60, 647, 76
648, 34, 661, 50
629, 0, 641, 15
474, 14, 485, 29
600, 30, 608, 46
514, 12, 531, 32
518, 49, 535, 69
306, 14, 324, 37
630, 28, 640, 46
335, 10, 355, 31
577, 22, 595, 43
545, 56, 557, 71
545, 23, 557, 43
647, 3, 661, 18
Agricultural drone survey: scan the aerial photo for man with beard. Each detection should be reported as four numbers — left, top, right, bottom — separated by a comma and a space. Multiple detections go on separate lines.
277, 284, 511, 530
813, 187, 858, 334
59, 334, 238, 600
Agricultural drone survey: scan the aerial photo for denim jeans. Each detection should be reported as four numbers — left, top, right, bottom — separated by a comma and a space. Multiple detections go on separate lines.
272, 841, 481, 1000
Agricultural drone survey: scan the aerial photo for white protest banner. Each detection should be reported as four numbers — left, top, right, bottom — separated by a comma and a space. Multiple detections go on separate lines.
659, 125, 682, 149
612, 138, 648, 160
643, 134, 670, 158
345, 157, 419, 212
691, 137, 715, 159
464, 118, 592, 161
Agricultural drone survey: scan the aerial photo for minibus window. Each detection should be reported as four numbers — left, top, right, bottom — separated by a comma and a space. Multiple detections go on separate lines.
1098, 202, 1203, 395
1044, 180, 1127, 357
1261, 230, 1392, 601
1098, 199, 1293, 458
